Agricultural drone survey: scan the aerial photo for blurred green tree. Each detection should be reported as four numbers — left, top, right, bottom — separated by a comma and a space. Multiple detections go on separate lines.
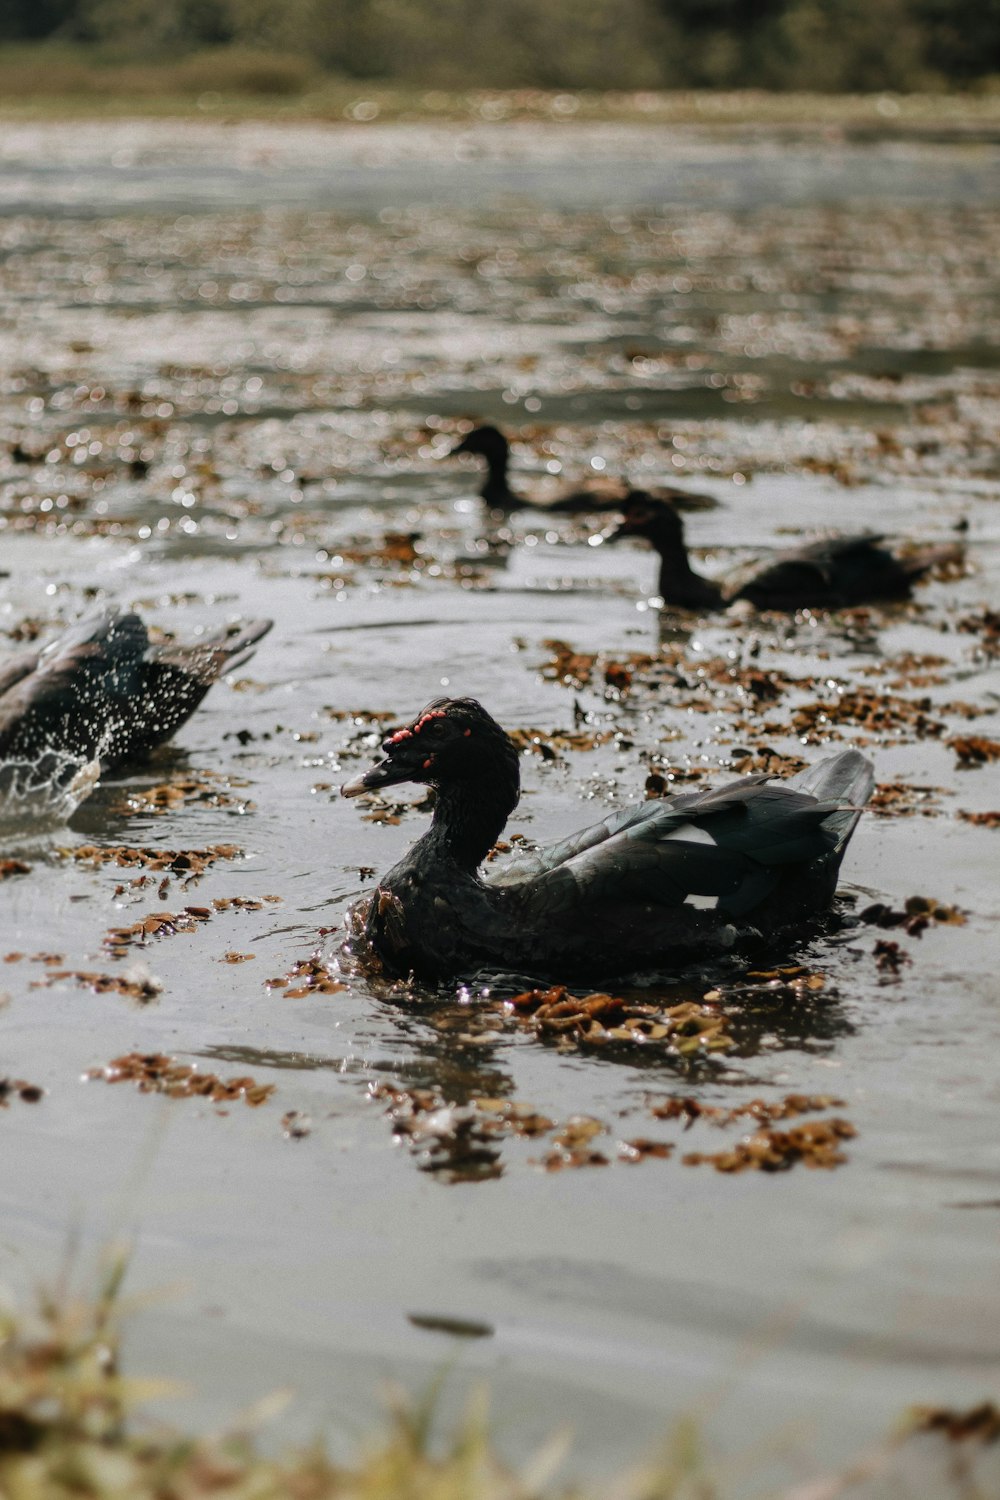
5, 0, 1000, 90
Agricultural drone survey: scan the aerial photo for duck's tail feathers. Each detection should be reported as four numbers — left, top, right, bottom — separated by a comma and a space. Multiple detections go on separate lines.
899, 542, 964, 581
788, 748, 875, 854
151, 618, 273, 683
200, 617, 273, 674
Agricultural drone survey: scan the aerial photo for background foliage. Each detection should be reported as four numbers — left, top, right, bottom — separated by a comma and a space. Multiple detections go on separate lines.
2, 0, 1000, 92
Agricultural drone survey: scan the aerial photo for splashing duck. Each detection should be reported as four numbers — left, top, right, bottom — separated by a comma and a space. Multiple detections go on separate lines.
0, 608, 272, 770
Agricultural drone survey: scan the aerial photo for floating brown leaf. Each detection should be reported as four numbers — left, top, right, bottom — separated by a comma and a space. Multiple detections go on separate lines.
949, 735, 1000, 769
267, 954, 346, 997
911, 1402, 1000, 1442
958, 810, 1000, 828
34, 968, 161, 1003
87, 1052, 274, 1106
683, 1117, 856, 1172
0, 1078, 43, 1106
505, 985, 733, 1055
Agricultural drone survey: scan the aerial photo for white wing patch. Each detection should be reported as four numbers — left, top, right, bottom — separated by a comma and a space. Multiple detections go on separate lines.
662, 822, 716, 846
662, 823, 721, 906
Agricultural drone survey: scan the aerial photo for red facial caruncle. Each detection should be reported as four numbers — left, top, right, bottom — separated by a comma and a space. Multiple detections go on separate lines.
386, 708, 447, 746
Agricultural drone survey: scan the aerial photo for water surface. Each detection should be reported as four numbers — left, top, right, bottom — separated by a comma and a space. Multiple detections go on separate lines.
1, 119, 999, 1493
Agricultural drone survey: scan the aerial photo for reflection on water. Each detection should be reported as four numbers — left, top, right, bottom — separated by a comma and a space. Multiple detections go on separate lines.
0, 120, 999, 1494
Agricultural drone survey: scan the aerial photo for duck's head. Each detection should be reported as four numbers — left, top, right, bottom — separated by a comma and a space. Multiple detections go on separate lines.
448, 425, 510, 467
608, 492, 686, 552
341, 696, 520, 799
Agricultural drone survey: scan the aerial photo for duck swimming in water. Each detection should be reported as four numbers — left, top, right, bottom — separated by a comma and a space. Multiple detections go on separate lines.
448, 425, 719, 515
341, 696, 873, 985
0, 608, 272, 770
609, 492, 961, 611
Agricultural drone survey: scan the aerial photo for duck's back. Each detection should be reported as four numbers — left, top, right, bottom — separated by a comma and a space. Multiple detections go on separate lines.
487, 751, 873, 976
733, 534, 912, 608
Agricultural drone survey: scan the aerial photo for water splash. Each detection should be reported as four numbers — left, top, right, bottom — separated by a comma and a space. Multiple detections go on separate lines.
0, 752, 101, 838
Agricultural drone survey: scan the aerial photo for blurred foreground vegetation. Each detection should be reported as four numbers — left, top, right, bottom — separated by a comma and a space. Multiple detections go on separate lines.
0, 1262, 995, 1500
0, 1260, 719, 1500
3, 0, 1000, 95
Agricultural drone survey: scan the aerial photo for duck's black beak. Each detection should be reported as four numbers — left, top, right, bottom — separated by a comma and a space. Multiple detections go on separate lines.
341, 759, 413, 798
447, 435, 472, 457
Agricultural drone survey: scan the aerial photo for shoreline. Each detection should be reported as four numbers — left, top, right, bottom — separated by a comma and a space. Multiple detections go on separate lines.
3, 85, 1000, 138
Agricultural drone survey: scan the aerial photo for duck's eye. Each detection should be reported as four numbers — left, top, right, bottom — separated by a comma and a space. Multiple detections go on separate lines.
425, 720, 448, 738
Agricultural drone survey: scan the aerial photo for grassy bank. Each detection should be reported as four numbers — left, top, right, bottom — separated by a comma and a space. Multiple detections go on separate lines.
3, 46, 1000, 133
0, 1260, 711, 1500
0, 1263, 997, 1500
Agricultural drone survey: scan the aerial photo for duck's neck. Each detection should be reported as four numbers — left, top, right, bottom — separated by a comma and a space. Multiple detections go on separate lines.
420, 771, 518, 870
653, 535, 725, 609
480, 448, 514, 508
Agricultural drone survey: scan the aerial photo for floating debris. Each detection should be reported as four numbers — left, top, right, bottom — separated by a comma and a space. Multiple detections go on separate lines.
651, 1092, 845, 1127
949, 735, 1000, 769
958, 810, 1000, 828
266, 954, 346, 997
87, 1052, 274, 1106
956, 608, 1000, 659
860, 895, 966, 936
874, 939, 911, 975
281, 1109, 311, 1139
112, 773, 254, 817
790, 687, 946, 743
0, 859, 30, 880
504, 985, 734, 1056
618, 1137, 673, 1163
508, 724, 617, 758
538, 638, 660, 694
911, 1402, 1000, 1442
34, 966, 162, 1003
66, 843, 243, 883
869, 781, 947, 818
407, 1312, 494, 1339
538, 1114, 609, 1172
0, 1078, 43, 1106
371, 1082, 571, 1183
682, 1116, 856, 1172
103, 907, 213, 956
702, 966, 827, 1003
103, 896, 279, 959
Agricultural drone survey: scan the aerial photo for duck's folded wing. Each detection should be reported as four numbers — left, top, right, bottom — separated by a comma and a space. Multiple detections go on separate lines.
737, 534, 889, 598
501, 775, 854, 920
485, 791, 730, 886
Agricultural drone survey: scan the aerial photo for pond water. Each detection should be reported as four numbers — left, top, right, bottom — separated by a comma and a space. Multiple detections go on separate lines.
0, 119, 999, 1494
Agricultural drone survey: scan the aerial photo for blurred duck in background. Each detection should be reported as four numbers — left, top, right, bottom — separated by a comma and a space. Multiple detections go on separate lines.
607, 492, 963, 611
447, 424, 719, 516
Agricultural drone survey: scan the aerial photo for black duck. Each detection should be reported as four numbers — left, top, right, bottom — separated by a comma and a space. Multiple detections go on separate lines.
341, 696, 873, 984
610, 492, 961, 611
448, 425, 718, 515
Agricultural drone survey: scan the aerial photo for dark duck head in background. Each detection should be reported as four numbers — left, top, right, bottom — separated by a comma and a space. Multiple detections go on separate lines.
341, 696, 874, 985
447, 424, 719, 516
610, 492, 962, 611
0, 608, 272, 771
